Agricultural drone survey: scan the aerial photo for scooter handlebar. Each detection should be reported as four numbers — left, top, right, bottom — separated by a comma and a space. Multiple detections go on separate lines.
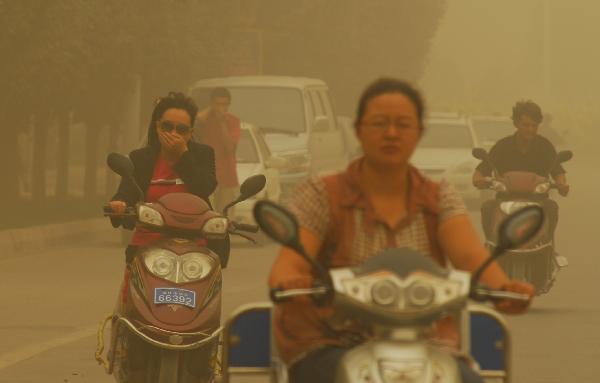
270, 286, 330, 303
102, 205, 136, 217
231, 221, 260, 233
472, 287, 530, 302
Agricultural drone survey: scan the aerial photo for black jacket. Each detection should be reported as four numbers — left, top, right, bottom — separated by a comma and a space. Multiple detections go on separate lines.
111, 142, 231, 267
112, 141, 217, 206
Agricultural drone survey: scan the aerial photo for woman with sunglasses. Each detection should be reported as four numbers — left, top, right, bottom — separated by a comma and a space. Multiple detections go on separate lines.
109, 92, 218, 263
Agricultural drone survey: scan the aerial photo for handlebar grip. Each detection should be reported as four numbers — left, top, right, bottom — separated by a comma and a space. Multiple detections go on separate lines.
232, 222, 260, 233
270, 288, 287, 303
472, 287, 530, 302
102, 205, 136, 217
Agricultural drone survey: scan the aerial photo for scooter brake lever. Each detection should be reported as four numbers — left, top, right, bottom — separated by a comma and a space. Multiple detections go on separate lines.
230, 231, 257, 244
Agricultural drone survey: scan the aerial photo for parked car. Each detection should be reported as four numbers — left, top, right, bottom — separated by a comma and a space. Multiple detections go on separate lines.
189, 76, 350, 199
230, 122, 283, 225
411, 114, 482, 208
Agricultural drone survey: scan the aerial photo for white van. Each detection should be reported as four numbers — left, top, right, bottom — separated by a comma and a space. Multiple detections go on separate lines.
189, 76, 348, 198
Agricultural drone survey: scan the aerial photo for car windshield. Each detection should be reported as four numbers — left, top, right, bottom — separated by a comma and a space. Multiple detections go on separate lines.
192, 87, 305, 134
471, 119, 513, 144
236, 130, 259, 163
420, 121, 473, 148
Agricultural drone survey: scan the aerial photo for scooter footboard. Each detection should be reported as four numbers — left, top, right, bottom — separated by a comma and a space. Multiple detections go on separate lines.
468, 305, 511, 383
221, 302, 283, 383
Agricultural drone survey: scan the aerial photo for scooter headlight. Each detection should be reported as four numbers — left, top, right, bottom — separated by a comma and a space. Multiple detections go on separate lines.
144, 249, 177, 278
406, 281, 435, 307
535, 182, 551, 194
371, 280, 399, 306
138, 205, 165, 227
181, 253, 215, 281
202, 217, 229, 238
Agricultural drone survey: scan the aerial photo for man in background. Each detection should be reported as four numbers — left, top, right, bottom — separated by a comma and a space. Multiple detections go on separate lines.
196, 87, 241, 214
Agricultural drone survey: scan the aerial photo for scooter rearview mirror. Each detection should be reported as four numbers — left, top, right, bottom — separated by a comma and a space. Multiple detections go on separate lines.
471, 147, 488, 161
471, 205, 544, 286
496, 204, 544, 251
556, 150, 573, 164
253, 200, 330, 283
107, 152, 134, 178
253, 200, 300, 248
239, 174, 266, 201
106, 152, 144, 202
222, 174, 267, 217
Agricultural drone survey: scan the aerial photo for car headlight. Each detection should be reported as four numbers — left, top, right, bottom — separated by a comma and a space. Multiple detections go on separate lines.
144, 249, 177, 279
406, 281, 435, 307
180, 253, 215, 282
138, 205, 165, 227
535, 182, 551, 194
202, 217, 229, 238
379, 360, 425, 383
371, 280, 399, 306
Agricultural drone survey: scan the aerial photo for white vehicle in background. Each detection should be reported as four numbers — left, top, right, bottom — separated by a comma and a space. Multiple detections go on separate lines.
189, 76, 349, 200
470, 114, 568, 151
231, 122, 283, 226
469, 115, 514, 151
412, 114, 482, 208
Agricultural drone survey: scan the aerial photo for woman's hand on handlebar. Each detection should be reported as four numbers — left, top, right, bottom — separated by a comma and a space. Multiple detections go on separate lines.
493, 280, 534, 314
109, 200, 127, 215
557, 183, 570, 197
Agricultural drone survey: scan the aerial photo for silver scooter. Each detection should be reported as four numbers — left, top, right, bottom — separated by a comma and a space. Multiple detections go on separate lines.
252, 200, 542, 383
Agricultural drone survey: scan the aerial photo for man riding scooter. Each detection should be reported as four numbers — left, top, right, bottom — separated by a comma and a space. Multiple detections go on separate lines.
472, 100, 570, 265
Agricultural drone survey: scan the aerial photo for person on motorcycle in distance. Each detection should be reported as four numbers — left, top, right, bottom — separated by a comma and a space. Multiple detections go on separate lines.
472, 100, 569, 243
268, 78, 534, 383
108, 92, 228, 265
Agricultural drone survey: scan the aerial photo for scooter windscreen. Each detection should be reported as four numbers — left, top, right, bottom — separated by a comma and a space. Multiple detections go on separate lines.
329, 248, 470, 327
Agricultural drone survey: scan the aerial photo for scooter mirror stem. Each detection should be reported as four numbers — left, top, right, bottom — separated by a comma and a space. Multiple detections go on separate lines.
289, 239, 331, 287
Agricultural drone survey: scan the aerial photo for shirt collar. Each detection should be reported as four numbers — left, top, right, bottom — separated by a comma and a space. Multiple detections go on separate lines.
338, 158, 439, 231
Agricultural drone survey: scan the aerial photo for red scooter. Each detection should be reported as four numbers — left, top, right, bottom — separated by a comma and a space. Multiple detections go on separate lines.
473, 148, 572, 294
95, 153, 265, 383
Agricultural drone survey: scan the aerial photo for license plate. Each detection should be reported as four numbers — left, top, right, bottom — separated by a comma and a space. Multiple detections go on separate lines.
154, 288, 196, 308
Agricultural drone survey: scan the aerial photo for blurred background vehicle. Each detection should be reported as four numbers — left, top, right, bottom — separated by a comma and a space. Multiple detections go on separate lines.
189, 76, 349, 200
230, 122, 283, 226
412, 113, 482, 209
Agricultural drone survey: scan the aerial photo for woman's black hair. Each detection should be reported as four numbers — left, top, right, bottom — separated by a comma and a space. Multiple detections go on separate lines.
512, 100, 543, 125
147, 92, 199, 148
355, 78, 425, 129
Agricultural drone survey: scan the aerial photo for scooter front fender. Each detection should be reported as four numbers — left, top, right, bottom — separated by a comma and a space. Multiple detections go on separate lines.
336, 340, 461, 383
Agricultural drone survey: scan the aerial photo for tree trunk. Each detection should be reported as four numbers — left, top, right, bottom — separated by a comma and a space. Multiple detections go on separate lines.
0, 108, 20, 212
105, 119, 120, 197
32, 112, 49, 202
56, 111, 70, 200
84, 121, 99, 198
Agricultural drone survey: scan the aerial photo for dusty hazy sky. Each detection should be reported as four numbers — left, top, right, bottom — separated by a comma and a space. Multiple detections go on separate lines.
420, 0, 598, 147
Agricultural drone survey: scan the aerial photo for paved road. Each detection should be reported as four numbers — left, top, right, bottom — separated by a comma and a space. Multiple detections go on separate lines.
0, 151, 596, 383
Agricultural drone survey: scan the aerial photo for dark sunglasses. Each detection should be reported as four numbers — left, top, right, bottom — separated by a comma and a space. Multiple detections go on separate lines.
158, 120, 191, 135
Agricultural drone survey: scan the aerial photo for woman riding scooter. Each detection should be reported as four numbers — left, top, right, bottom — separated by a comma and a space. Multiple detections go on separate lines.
268, 78, 534, 383
109, 92, 231, 265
